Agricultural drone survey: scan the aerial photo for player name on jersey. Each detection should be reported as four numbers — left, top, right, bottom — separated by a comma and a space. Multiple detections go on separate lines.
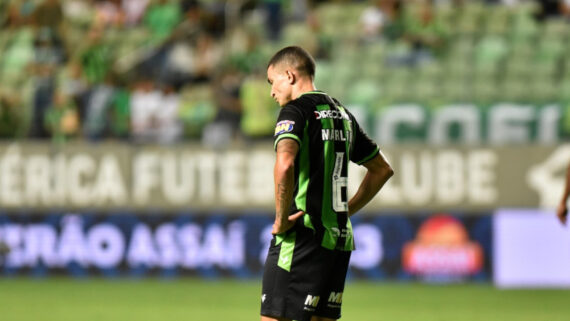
321, 129, 352, 142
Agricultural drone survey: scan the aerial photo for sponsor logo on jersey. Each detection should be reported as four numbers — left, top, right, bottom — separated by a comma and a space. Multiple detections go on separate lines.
274, 120, 295, 135
322, 129, 352, 142
330, 227, 351, 238
314, 110, 350, 121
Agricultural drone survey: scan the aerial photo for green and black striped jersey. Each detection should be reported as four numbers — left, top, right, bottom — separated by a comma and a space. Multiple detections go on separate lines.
273, 91, 380, 251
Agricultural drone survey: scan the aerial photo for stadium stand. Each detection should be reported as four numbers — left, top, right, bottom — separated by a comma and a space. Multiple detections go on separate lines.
0, 0, 569, 144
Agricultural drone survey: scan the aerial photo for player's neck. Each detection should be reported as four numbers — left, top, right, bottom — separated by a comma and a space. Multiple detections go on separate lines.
292, 80, 317, 100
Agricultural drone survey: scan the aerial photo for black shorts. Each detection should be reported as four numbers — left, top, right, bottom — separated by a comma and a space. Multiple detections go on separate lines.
260, 221, 352, 321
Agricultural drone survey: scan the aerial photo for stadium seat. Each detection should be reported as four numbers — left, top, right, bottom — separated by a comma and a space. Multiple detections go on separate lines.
484, 5, 511, 36
509, 10, 539, 41
412, 78, 439, 103
448, 37, 475, 60
542, 18, 569, 39
530, 77, 559, 103
472, 77, 499, 104
536, 37, 566, 64
346, 79, 381, 110
417, 61, 444, 80
282, 23, 318, 54
475, 35, 509, 66
504, 55, 533, 80
445, 56, 472, 81
455, 1, 485, 36
501, 78, 530, 102
532, 61, 558, 80
560, 78, 570, 101
441, 77, 469, 103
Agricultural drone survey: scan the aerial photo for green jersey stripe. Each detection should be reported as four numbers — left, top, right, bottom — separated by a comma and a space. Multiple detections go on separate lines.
295, 122, 310, 212
317, 104, 340, 250
277, 231, 296, 272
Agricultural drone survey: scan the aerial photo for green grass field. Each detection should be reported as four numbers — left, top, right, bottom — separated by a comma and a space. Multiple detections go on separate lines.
0, 278, 568, 321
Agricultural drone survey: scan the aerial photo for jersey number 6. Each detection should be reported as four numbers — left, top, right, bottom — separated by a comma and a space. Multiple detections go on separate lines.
332, 152, 348, 212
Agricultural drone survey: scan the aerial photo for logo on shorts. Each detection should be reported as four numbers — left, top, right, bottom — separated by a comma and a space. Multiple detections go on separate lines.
304, 294, 320, 311
328, 292, 343, 305
261, 294, 267, 303
274, 120, 295, 135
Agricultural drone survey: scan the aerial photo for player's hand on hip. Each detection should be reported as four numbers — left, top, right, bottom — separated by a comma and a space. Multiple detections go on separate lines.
272, 211, 304, 235
557, 202, 568, 225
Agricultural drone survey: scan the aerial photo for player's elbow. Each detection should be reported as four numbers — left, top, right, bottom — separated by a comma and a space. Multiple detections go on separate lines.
380, 162, 394, 180
385, 161, 394, 175
274, 159, 295, 177
367, 156, 393, 178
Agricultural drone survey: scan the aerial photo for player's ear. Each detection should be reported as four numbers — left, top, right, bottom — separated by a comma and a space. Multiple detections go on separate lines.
287, 70, 296, 85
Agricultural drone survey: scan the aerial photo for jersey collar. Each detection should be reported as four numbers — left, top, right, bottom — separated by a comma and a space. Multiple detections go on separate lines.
300, 90, 327, 97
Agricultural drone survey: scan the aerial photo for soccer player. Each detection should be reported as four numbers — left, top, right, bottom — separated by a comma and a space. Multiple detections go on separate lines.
557, 161, 570, 225
261, 46, 394, 321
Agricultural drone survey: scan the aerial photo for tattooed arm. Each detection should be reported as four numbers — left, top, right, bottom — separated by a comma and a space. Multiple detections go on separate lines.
272, 139, 304, 235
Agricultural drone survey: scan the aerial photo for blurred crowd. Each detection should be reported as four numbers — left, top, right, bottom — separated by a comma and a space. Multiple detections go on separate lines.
0, 0, 569, 146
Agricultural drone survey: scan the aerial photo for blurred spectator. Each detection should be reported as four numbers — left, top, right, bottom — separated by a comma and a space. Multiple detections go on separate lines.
5, 0, 37, 27
305, 8, 333, 60
129, 78, 161, 143
158, 0, 206, 86
227, 29, 265, 74
561, 0, 570, 18
35, 28, 65, 68
0, 27, 35, 88
144, 0, 183, 43
178, 84, 216, 139
128, 79, 181, 143
44, 90, 80, 143
402, 0, 448, 65
93, 0, 125, 29
30, 29, 66, 138
360, 0, 389, 41
263, 0, 284, 41
80, 28, 111, 85
83, 74, 117, 140
62, 0, 95, 29
122, 0, 151, 27
202, 67, 243, 148
155, 84, 182, 144
161, 38, 194, 87
57, 60, 89, 122
0, 89, 21, 139
192, 31, 223, 82
360, 0, 403, 43
534, 0, 563, 20
290, 0, 309, 22
177, 0, 203, 35
239, 71, 279, 140
108, 80, 131, 139
32, 0, 64, 41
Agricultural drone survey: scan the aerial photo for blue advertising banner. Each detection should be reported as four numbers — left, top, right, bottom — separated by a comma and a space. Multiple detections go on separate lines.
0, 212, 492, 281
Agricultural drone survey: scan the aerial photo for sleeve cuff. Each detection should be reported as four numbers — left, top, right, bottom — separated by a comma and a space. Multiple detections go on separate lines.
274, 134, 301, 151
356, 147, 379, 165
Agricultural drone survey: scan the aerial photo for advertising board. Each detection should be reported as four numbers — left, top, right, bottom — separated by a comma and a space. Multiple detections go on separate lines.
0, 143, 569, 212
493, 209, 570, 288
0, 212, 492, 280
